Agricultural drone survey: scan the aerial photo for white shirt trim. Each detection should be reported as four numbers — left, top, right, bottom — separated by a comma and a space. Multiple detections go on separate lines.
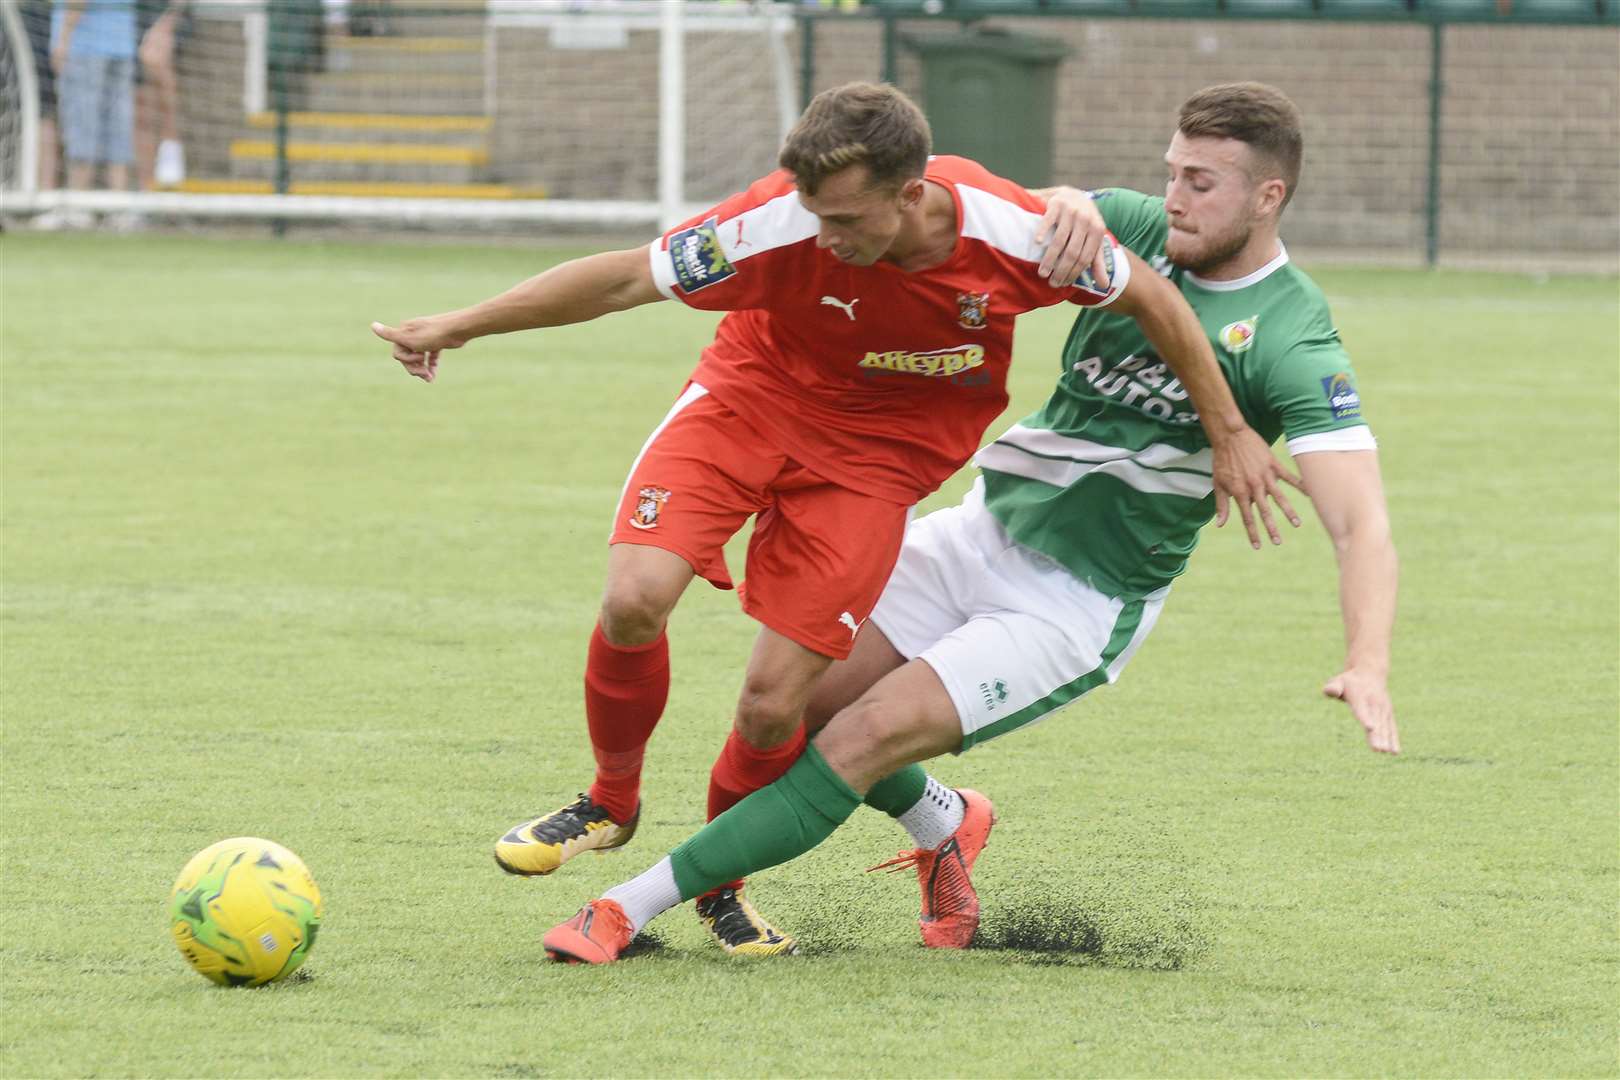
957, 183, 1129, 307
648, 190, 819, 300
1286, 425, 1377, 456
975, 426, 1215, 499
990, 424, 1213, 475
613, 382, 710, 522
648, 240, 679, 300
1185, 242, 1290, 292
958, 183, 1047, 264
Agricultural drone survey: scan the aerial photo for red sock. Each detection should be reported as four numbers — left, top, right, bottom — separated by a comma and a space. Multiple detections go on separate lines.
583, 623, 669, 824
704, 725, 808, 894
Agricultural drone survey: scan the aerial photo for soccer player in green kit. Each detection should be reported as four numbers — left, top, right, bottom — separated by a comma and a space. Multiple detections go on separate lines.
542, 82, 1401, 964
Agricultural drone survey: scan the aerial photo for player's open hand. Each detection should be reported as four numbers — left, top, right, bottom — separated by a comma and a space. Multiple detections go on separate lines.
1324, 668, 1400, 754
371, 318, 465, 383
1036, 187, 1110, 290
1212, 427, 1304, 548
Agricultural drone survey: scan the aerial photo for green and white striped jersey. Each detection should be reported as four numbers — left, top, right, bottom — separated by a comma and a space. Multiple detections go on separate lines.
977, 188, 1376, 599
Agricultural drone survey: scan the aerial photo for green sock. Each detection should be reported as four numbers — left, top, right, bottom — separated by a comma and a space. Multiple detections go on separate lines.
670, 743, 862, 901
862, 763, 929, 817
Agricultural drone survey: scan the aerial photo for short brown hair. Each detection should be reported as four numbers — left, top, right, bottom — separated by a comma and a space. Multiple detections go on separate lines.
779, 82, 931, 196
1179, 82, 1303, 208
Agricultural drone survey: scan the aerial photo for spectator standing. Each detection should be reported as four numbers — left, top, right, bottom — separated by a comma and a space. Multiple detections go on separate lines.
51, 0, 137, 209
136, 0, 189, 188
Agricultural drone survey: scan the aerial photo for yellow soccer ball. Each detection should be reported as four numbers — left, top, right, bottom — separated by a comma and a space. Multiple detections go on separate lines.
169, 837, 323, 987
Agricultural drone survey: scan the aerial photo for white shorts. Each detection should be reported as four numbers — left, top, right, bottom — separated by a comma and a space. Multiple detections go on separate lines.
870, 478, 1168, 751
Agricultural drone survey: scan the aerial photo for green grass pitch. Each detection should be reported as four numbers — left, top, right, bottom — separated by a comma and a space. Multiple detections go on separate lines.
2, 233, 1615, 1077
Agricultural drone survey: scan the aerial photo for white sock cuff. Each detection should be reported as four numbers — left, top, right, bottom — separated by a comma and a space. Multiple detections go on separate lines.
896, 777, 965, 851
601, 856, 681, 934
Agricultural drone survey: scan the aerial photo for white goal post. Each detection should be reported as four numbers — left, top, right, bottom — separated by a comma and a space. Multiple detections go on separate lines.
0, 0, 799, 231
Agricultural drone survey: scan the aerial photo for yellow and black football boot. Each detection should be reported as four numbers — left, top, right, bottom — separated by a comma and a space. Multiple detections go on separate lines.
494, 793, 639, 877
694, 887, 799, 957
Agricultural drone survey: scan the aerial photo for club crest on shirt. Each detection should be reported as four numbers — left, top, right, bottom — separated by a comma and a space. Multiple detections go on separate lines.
629, 486, 671, 530
1219, 315, 1259, 353
956, 291, 990, 330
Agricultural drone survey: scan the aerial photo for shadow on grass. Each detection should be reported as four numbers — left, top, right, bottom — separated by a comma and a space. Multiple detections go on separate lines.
974, 888, 1209, 970
970, 815, 1216, 971
620, 927, 670, 960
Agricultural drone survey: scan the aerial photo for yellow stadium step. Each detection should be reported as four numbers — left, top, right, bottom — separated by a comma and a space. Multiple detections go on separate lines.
230, 140, 488, 166
247, 112, 491, 134
172, 179, 549, 200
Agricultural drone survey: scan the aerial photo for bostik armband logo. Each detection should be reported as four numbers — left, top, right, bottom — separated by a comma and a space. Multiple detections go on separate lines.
668, 217, 736, 294
1073, 241, 1119, 299
1320, 372, 1362, 420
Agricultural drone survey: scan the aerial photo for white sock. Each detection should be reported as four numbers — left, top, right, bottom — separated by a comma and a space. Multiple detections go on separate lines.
601, 856, 681, 934
896, 776, 965, 850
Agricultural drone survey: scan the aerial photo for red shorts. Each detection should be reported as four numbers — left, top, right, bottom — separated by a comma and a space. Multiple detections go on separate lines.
609, 383, 909, 659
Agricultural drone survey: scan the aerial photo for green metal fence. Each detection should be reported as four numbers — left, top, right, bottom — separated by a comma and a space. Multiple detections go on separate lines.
856, 0, 1615, 22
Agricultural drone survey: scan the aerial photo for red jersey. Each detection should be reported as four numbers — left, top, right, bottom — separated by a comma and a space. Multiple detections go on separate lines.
647, 155, 1131, 505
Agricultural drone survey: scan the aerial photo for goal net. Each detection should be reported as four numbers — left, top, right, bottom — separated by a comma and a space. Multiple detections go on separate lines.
0, 0, 798, 231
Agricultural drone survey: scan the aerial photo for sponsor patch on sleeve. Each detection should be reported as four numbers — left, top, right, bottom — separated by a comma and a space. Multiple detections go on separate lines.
667, 218, 736, 294
1320, 372, 1363, 420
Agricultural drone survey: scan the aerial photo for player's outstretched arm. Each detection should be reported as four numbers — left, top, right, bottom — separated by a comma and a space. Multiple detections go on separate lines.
370, 246, 665, 382
1297, 449, 1401, 754
1106, 251, 1304, 548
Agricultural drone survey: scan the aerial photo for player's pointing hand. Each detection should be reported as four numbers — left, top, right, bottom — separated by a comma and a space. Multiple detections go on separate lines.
372, 318, 466, 383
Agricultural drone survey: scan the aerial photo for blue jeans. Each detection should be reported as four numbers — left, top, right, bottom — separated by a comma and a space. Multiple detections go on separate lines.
59, 54, 134, 166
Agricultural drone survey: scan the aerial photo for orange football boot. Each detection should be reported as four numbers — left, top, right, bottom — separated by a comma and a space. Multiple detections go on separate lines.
869, 788, 996, 948
542, 899, 634, 965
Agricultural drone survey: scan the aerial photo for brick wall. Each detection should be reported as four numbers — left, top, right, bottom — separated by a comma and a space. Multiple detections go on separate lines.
874, 15, 1618, 260
1439, 24, 1620, 258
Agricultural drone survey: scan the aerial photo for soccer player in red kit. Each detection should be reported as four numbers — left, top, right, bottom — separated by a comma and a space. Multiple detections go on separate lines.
372, 82, 1288, 955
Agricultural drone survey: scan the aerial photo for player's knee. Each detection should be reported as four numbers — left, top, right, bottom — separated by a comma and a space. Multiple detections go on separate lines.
834, 696, 919, 760
733, 685, 802, 748
597, 578, 675, 646
812, 697, 924, 788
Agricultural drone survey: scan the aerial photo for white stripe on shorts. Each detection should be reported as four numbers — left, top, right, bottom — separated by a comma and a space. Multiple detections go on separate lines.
610, 382, 709, 537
